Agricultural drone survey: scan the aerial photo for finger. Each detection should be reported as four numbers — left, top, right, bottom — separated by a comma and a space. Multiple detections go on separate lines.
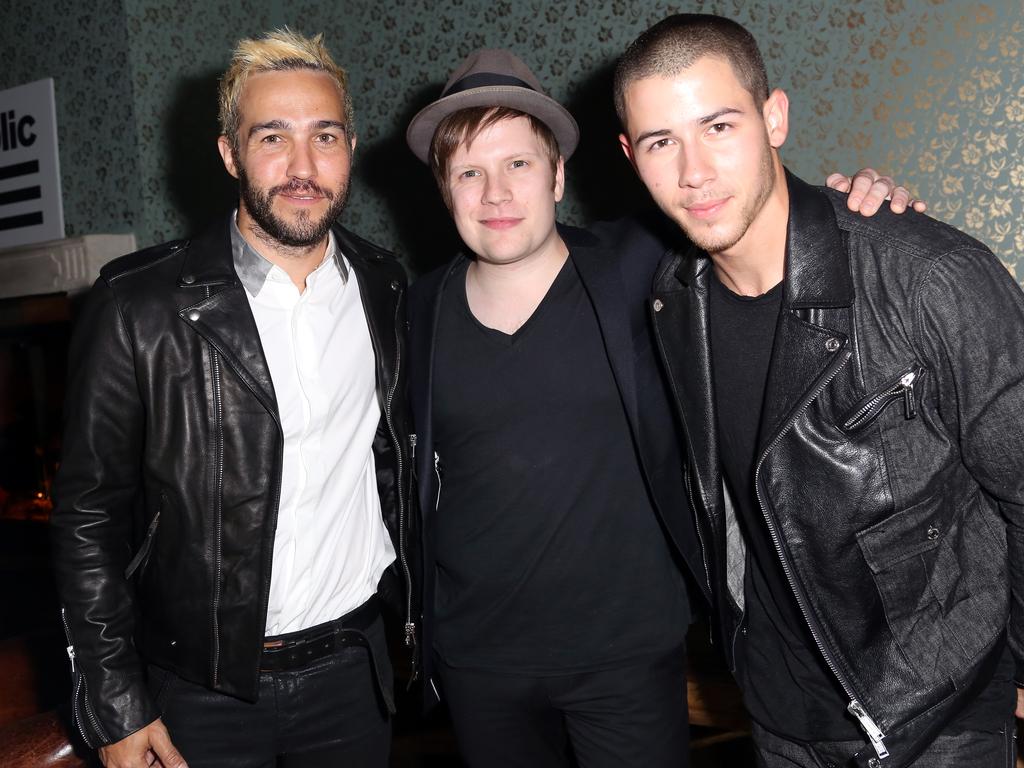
146, 748, 157, 766
825, 172, 852, 193
888, 186, 911, 214
912, 199, 928, 213
150, 726, 189, 768
859, 174, 895, 216
846, 170, 879, 212
1015, 688, 1024, 719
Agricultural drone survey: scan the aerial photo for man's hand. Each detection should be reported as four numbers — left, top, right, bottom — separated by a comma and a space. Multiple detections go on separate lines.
1016, 687, 1024, 720
98, 718, 187, 768
825, 168, 927, 216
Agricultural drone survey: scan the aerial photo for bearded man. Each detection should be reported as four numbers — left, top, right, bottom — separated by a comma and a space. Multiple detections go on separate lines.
50, 28, 418, 768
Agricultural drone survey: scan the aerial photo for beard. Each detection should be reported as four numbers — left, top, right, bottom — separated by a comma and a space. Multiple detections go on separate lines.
674, 140, 776, 255
238, 166, 350, 249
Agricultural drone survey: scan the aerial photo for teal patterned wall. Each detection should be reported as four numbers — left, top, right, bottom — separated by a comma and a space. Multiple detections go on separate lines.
1, 0, 142, 239
2, 0, 1021, 279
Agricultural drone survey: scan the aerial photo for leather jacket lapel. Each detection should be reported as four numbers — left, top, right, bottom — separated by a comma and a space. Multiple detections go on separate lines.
757, 172, 855, 454
176, 220, 279, 419
652, 252, 720, 517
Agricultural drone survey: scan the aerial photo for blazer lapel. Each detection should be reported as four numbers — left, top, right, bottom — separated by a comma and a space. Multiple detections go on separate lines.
570, 241, 641, 442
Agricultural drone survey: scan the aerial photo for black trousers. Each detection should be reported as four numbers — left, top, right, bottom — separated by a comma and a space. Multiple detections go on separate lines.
438, 645, 689, 768
147, 615, 393, 768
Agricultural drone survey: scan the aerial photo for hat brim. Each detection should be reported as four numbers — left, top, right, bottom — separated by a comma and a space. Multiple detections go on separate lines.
406, 85, 580, 164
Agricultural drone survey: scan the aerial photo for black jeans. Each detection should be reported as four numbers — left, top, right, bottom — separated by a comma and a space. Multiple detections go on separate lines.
753, 718, 1018, 768
437, 645, 689, 768
147, 615, 393, 768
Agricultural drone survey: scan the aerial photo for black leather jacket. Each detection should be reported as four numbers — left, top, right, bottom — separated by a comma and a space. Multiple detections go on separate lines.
50, 217, 421, 747
650, 173, 1024, 767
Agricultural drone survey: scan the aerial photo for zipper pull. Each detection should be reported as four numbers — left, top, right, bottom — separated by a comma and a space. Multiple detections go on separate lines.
848, 699, 889, 760
404, 621, 416, 647
900, 371, 917, 419
66, 643, 76, 673
409, 434, 417, 459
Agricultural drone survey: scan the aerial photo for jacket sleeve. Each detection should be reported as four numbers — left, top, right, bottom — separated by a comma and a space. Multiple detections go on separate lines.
50, 276, 159, 746
915, 246, 1024, 686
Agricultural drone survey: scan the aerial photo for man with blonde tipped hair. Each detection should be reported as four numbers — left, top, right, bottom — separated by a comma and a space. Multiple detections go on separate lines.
51, 28, 418, 768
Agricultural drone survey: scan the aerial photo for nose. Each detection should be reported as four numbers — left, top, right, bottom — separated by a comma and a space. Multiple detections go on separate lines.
287, 140, 316, 180
677, 143, 714, 189
481, 173, 511, 205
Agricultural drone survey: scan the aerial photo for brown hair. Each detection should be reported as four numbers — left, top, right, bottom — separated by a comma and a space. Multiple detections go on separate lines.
614, 14, 769, 126
219, 28, 354, 155
429, 107, 560, 209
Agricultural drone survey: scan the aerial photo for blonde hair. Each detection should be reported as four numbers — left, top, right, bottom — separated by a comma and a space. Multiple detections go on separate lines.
219, 28, 354, 153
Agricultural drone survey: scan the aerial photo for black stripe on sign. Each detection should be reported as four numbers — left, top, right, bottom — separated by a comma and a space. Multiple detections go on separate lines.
0, 186, 42, 206
0, 160, 40, 181
0, 211, 43, 231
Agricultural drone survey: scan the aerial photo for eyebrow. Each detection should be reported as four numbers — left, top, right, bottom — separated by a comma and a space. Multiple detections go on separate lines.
633, 107, 745, 144
248, 119, 347, 137
698, 107, 743, 125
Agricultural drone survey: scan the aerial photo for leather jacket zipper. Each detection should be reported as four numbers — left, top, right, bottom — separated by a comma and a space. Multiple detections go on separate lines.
207, 286, 224, 684
842, 367, 921, 432
384, 291, 416, 651
651, 299, 713, 600
124, 506, 162, 579
433, 452, 442, 512
682, 467, 713, 610
754, 350, 890, 761
61, 606, 109, 746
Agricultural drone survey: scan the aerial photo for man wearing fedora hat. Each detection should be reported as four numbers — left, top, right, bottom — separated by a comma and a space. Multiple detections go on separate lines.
404, 48, 917, 768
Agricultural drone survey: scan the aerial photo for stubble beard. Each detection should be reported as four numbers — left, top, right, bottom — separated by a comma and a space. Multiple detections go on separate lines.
238, 166, 350, 252
674, 141, 776, 256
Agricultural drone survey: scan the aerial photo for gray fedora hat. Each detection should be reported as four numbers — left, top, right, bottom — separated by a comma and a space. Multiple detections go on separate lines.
406, 48, 580, 164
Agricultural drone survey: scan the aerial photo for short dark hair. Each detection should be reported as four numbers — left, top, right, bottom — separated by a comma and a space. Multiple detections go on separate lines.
613, 14, 769, 126
429, 106, 560, 210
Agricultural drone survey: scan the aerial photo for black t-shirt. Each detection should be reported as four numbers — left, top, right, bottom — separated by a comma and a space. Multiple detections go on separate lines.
430, 256, 688, 674
709, 269, 1015, 741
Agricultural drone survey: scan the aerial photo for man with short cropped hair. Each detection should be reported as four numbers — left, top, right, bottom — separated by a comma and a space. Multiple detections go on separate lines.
405, 47, 913, 768
51, 29, 417, 768
617, 13, 1024, 767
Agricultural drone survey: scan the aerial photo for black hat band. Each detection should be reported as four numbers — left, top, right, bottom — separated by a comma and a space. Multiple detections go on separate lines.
444, 72, 535, 97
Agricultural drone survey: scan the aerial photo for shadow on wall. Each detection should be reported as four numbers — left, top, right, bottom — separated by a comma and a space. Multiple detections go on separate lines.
165, 71, 239, 239
156, 64, 672, 275
360, 82, 464, 277
563, 59, 656, 226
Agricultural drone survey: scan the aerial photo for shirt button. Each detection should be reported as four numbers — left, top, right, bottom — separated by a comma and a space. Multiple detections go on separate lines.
825, 337, 840, 352
927, 525, 940, 540
653, 298, 664, 312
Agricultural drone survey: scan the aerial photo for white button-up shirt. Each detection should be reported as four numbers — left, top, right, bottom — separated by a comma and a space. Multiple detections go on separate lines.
230, 216, 396, 636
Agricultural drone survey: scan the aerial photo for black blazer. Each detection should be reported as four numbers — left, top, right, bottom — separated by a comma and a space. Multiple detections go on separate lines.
407, 221, 710, 705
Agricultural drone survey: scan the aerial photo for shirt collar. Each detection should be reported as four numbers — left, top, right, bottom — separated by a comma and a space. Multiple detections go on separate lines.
230, 210, 348, 296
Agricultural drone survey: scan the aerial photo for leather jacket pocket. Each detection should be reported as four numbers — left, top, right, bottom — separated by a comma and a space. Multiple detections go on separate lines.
124, 496, 163, 580
857, 489, 1007, 686
841, 365, 924, 433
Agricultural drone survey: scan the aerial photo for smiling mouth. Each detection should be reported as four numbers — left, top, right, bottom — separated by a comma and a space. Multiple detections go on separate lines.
684, 198, 730, 219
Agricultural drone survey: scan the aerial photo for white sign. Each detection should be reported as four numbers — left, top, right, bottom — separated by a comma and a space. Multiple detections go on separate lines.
0, 78, 64, 250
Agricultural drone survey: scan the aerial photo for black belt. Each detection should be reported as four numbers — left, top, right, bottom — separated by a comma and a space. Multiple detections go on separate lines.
260, 596, 380, 672
259, 596, 394, 714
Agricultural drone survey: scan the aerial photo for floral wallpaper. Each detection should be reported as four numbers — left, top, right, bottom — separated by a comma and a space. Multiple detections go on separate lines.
2, 0, 1021, 281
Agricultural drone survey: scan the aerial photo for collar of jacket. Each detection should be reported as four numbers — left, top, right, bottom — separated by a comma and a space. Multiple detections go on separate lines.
660, 169, 853, 310
175, 215, 393, 289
